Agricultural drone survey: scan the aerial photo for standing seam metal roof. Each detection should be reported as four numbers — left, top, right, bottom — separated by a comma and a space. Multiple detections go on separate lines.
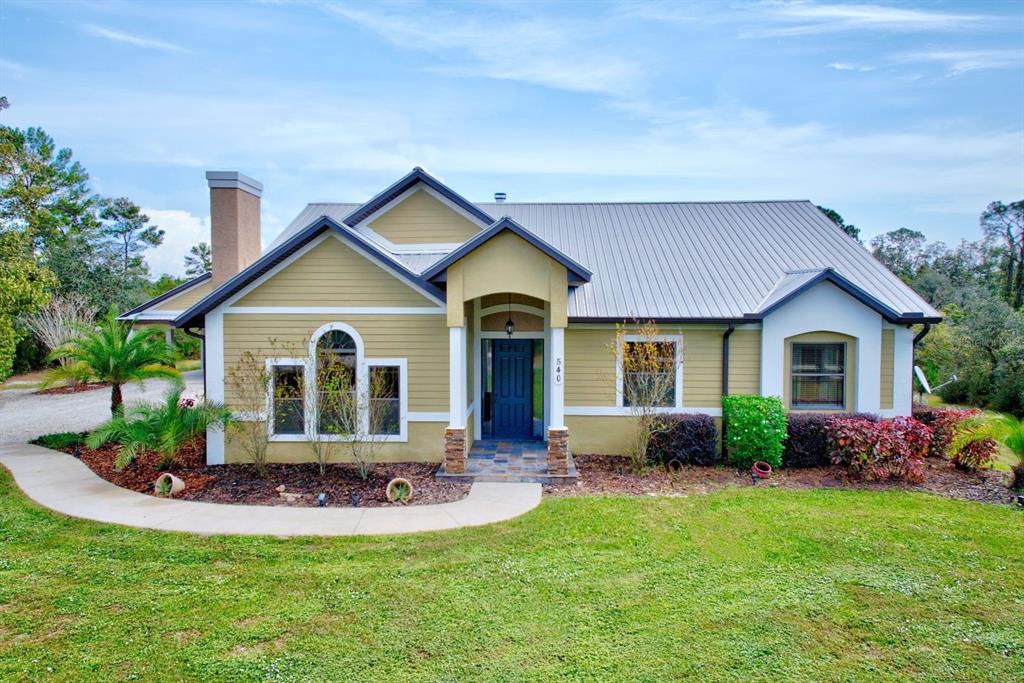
271, 199, 939, 321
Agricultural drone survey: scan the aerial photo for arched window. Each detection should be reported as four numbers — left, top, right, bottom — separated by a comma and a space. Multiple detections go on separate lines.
315, 329, 358, 434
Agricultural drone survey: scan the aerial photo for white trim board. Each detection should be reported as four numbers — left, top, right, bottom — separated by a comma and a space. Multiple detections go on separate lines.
225, 306, 444, 315
566, 406, 723, 417
615, 334, 685, 410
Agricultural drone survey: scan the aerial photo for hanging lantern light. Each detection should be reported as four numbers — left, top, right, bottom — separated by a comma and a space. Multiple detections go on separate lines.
504, 294, 515, 338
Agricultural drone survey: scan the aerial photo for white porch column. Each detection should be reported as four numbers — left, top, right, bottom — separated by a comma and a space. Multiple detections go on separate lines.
448, 326, 466, 428
549, 327, 565, 429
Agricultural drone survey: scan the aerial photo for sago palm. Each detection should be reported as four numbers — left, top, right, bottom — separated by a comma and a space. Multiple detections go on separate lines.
46, 309, 179, 415
88, 380, 231, 470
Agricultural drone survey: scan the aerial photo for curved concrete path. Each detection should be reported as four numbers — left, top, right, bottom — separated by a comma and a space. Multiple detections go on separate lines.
0, 444, 542, 537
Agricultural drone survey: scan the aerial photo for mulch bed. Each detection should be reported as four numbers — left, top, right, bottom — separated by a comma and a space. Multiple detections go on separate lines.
35, 382, 110, 395
61, 437, 470, 508
546, 454, 1019, 506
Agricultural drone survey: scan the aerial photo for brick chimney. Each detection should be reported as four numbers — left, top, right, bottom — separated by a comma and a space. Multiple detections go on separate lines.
205, 171, 262, 287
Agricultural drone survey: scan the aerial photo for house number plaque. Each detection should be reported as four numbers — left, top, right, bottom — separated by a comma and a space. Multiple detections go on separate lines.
554, 357, 563, 385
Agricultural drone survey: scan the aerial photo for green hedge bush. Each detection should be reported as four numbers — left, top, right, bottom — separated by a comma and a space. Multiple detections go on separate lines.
722, 395, 787, 470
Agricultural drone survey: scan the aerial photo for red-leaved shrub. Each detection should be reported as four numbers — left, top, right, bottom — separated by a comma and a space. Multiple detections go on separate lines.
951, 437, 998, 472
827, 416, 933, 483
912, 406, 979, 457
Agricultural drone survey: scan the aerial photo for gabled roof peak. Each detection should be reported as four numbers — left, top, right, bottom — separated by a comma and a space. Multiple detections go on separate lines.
342, 167, 494, 228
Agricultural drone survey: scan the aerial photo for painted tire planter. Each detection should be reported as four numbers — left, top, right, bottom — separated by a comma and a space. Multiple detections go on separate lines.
385, 477, 413, 504
154, 472, 185, 496
751, 461, 773, 479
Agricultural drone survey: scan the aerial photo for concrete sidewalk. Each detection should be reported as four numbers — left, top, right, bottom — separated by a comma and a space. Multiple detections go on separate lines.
0, 444, 542, 537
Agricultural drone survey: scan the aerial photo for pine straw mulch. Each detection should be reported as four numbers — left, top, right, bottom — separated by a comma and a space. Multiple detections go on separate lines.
546, 454, 1019, 507
61, 437, 470, 508
35, 382, 110, 395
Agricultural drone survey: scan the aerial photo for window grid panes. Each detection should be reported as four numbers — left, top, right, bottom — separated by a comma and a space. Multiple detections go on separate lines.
316, 330, 357, 435
791, 342, 846, 409
623, 341, 676, 408
272, 366, 304, 435
369, 365, 400, 436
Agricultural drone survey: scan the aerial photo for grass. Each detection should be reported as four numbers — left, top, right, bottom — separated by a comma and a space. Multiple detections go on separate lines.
175, 358, 201, 372
0, 470, 1021, 681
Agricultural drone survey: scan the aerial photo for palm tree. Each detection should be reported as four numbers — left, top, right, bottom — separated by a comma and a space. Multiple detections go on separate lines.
88, 380, 230, 470
46, 310, 179, 416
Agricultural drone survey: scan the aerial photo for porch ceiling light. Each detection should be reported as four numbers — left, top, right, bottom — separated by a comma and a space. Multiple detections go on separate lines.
505, 294, 515, 338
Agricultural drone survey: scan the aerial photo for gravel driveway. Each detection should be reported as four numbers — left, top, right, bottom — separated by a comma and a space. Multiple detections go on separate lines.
0, 370, 203, 444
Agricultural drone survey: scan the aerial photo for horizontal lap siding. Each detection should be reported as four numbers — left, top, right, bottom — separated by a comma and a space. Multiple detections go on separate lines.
223, 314, 448, 411
235, 237, 434, 307
369, 190, 481, 244
728, 330, 761, 396
230, 422, 446, 464
880, 329, 894, 410
565, 325, 763, 408
153, 280, 213, 311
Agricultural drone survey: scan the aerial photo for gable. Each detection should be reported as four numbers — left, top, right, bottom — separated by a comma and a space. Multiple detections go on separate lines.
455, 230, 566, 303
368, 189, 482, 245
234, 234, 436, 307
152, 279, 213, 312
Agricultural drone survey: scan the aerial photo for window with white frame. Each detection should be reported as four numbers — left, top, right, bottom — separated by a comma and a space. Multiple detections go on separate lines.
790, 342, 846, 409
270, 364, 305, 435
368, 364, 401, 436
316, 329, 357, 435
620, 337, 680, 408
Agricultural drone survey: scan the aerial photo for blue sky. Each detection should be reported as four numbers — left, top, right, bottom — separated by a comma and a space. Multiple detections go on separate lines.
1, 0, 1022, 277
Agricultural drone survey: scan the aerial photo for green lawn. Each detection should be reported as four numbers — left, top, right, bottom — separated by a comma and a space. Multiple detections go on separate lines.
0, 469, 1021, 681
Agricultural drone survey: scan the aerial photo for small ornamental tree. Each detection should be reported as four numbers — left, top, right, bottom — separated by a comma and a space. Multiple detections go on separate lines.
333, 364, 397, 480
224, 349, 275, 476
721, 395, 787, 470
307, 350, 355, 475
21, 293, 98, 380
609, 321, 681, 471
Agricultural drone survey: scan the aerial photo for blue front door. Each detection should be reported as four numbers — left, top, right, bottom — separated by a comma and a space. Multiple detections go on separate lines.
492, 339, 533, 439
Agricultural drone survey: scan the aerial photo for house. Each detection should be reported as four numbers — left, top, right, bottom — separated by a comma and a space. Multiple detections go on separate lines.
122, 168, 941, 475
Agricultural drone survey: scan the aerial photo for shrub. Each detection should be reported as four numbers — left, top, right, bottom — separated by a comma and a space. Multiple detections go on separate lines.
951, 438, 998, 472
32, 431, 87, 450
722, 395, 786, 470
1012, 461, 1024, 492
913, 406, 979, 457
647, 414, 719, 466
828, 416, 933, 483
784, 414, 831, 468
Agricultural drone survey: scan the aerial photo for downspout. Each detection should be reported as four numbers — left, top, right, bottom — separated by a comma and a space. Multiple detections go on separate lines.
912, 323, 931, 346
721, 324, 735, 461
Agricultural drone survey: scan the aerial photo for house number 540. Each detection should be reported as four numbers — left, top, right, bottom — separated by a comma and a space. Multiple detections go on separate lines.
554, 358, 563, 385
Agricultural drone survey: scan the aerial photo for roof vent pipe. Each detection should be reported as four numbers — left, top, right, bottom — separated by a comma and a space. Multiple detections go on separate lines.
494, 192, 506, 203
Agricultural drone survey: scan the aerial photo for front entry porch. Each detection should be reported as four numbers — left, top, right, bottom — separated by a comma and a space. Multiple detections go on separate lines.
437, 439, 578, 484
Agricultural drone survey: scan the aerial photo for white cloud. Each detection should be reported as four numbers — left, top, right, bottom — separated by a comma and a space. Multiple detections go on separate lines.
745, 1, 992, 37
828, 62, 876, 71
895, 49, 1023, 76
144, 209, 209, 277
82, 24, 192, 53
321, 3, 642, 97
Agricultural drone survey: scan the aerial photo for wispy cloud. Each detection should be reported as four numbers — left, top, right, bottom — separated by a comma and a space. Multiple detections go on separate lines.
896, 49, 1023, 76
745, 1, 992, 38
83, 24, 191, 53
0, 57, 31, 76
828, 62, 876, 72
321, 3, 642, 97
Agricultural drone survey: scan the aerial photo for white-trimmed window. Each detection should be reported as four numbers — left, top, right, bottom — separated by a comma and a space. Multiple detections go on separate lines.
791, 342, 846, 409
368, 363, 402, 436
269, 361, 305, 435
315, 329, 358, 435
617, 335, 683, 408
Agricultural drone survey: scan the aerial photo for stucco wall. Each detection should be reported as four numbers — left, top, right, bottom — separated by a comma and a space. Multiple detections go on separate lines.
368, 189, 481, 244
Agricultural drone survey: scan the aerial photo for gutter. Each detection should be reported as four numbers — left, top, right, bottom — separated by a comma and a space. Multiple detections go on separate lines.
912, 323, 931, 345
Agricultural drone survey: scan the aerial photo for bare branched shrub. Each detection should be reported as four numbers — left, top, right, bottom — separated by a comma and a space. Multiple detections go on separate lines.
225, 349, 275, 476
610, 321, 681, 471
22, 293, 98, 375
333, 364, 397, 480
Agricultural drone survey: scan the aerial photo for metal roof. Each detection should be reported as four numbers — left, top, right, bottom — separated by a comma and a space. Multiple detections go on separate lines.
118, 272, 212, 320
266, 199, 940, 322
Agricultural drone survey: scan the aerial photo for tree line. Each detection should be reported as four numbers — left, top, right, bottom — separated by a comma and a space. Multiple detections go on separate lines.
0, 99, 209, 379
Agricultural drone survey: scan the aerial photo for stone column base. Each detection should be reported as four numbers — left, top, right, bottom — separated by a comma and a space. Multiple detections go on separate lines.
444, 427, 467, 474
547, 427, 569, 475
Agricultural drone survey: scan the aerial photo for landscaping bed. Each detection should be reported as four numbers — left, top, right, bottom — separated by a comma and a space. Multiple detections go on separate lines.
45, 435, 469, 507
33, 381, 110, 395
548, 454, 1018, 506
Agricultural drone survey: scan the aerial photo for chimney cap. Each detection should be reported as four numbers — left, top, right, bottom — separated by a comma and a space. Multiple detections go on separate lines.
206, 171, 263, 198
494, 191, 507, 203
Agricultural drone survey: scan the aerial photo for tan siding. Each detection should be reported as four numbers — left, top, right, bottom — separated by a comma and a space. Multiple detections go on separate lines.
565, 325, 762, 407
728, 330, 761, 395
880, 328, 894, 410
152, 280, 213, 312
222, 313, 448, 412
227, 422, 446, 464
567, 415, 722, 456
369, 189, 481, 244
235, 236, 434, 307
